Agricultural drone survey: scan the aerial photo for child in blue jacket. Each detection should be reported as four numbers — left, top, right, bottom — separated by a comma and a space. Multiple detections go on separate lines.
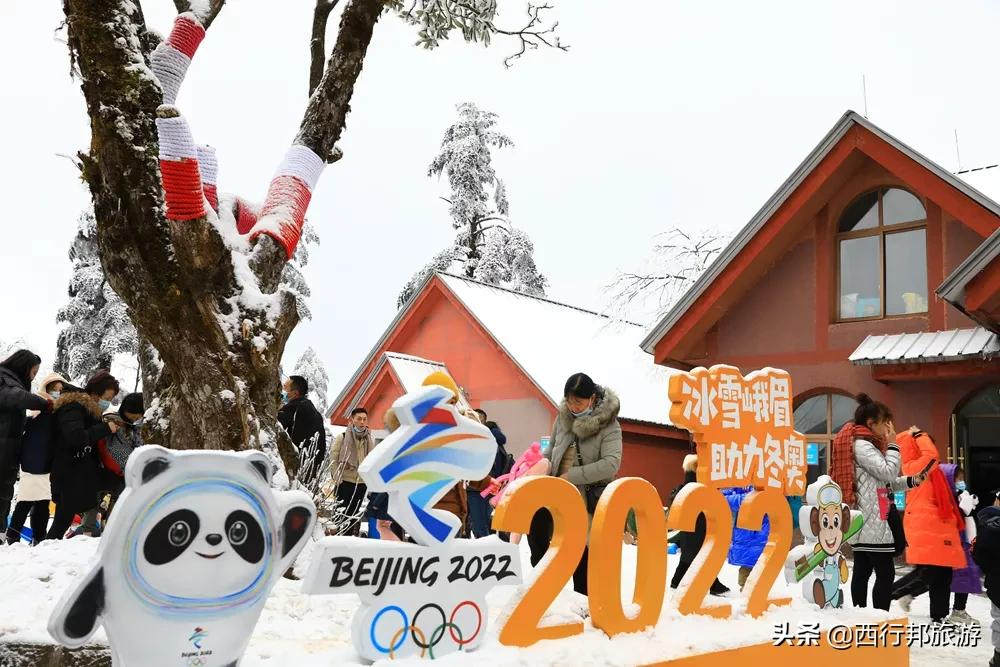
723, 486, 771, 589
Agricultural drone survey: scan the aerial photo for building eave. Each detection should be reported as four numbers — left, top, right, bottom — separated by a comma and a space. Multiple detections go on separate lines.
642, 110, 1000, 357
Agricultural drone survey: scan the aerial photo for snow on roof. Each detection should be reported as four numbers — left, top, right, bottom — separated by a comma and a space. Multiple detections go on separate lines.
336, 352, 475, 419
437, 273, 677, 425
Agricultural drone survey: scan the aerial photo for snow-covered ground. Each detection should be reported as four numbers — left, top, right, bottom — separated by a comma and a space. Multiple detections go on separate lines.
0, 537, 991, 665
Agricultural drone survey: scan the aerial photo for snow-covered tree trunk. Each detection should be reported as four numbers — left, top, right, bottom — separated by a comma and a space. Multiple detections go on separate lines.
62, 0, 382, 475
62, 0, 564, 482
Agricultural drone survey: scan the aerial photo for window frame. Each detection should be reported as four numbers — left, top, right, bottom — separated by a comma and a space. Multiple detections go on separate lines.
793, 391, 853, 483
834, 187, 928, 323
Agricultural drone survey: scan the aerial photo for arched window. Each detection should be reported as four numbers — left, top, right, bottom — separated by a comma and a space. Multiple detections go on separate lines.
837, 187, 927, 320
793, 392, 855, 484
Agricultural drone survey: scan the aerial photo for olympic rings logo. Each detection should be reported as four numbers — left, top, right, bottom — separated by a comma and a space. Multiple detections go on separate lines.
370, 601, 483, 659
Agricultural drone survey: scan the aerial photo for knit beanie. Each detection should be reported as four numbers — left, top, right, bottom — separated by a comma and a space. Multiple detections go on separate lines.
119, 392, 144, 416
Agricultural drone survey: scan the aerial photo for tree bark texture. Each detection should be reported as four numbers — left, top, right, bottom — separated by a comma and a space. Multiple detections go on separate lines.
61, 0, 384, 476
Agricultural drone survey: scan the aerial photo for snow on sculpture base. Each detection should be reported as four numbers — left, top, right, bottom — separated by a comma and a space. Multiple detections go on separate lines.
645, 622, 909, 666
0, 537, 983, 666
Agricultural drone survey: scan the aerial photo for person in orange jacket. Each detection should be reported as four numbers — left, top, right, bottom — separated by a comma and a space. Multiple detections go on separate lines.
890, 428, 966, 623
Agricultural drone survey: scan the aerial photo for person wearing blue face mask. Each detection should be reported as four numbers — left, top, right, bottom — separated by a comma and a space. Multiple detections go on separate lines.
47, 369, 121, 540
83, 392, 146, 530
329, 407, 374, 536
6, 371, 68, 545
527, 372, 623, 595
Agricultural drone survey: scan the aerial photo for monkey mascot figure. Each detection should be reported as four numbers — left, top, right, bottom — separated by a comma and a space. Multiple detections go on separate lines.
787, 475, 862, 609
48, 446, 316, 667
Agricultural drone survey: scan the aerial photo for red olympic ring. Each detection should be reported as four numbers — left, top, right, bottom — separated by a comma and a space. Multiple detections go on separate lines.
448, 600, 482, 646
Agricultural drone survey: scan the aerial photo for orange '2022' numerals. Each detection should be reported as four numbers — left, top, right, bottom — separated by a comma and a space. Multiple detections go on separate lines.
589, 478, 667, 635
737, 488, 793, 617
492, 476, 588, 647
665, 483, 732, 618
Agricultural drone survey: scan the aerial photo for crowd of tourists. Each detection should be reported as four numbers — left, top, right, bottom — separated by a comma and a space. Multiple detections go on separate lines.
3, 346, 998, 664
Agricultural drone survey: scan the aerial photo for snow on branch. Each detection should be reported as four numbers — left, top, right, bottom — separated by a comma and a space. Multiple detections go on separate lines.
604, 227, 731, 324
393, 0, 567, 67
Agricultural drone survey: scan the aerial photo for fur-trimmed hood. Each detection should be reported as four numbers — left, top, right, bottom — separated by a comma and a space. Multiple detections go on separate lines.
53, 391, 104, 419
556, 387, 620, 441
682, 454, 698, 472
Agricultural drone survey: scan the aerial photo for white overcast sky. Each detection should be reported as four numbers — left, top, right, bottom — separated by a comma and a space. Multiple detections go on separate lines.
3, 0, 1000, 394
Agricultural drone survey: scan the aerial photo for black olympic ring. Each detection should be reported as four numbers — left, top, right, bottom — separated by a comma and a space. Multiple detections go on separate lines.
371, 600, 482, 658
411, 603, 447, 650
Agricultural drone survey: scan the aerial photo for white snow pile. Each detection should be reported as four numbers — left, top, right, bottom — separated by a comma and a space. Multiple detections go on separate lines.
0, 538, 991, 666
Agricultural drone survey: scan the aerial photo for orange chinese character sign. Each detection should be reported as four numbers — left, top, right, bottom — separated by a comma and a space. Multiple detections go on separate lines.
668, 365, 807, 495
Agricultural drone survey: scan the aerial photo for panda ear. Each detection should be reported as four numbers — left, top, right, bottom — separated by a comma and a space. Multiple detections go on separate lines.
245, 451, 272, 485
277, 493, 317, 571
124, 445, 175, 489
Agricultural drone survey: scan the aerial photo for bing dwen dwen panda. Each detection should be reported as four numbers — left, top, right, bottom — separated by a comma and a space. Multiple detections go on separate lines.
48, 445, 315, 666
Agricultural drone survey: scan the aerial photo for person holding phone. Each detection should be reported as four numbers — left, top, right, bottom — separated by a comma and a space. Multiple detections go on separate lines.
831, 393, 924, 611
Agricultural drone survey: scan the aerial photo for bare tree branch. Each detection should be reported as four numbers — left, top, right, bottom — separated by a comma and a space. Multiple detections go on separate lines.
309, 0, 342, 96
604, 227, 731, 324
295, 0, 384, 161
173, 0, 227, 28
494, 3, 568, 68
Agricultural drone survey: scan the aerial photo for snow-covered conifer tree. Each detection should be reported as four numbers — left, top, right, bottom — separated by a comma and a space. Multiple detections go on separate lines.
399, 102, 547, 306
55, 210, 139, 383
293, 346, 329, 414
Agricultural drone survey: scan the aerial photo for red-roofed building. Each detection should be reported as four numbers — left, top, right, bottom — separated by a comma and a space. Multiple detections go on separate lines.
328, 273, 691, 499
641, 111, 1000, 503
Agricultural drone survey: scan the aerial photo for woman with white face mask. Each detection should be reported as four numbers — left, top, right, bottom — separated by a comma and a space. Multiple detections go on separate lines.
527, 372, 623, 596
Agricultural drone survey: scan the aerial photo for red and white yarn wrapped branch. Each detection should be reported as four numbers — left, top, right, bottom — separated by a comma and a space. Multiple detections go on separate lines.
248, 145, 325, 258
150, 13, 205, 105
149, 13, 324, 258
156, 110, 206, 222
197, 145, 218, 212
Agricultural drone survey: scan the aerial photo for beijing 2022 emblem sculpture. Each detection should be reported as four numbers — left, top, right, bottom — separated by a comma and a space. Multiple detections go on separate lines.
301, 384, 523, 660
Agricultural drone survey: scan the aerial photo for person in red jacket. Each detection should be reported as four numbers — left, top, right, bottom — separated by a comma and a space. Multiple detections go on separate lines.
890, 428, 966, 623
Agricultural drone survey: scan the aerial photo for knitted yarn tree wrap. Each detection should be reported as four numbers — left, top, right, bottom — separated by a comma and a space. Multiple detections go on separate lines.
197, 145, 219, 212
150, 13, 205, 105
149, 12, 324, 256
156, 112, 206, 221
248, 145, 324, 258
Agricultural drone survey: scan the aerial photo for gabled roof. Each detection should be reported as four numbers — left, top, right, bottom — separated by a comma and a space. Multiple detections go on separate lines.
331, 352, 473, 418
641, 110, 1000, 356
329, 272, 677, 426
937, 226, 1000, 318
849, 327, 999, 366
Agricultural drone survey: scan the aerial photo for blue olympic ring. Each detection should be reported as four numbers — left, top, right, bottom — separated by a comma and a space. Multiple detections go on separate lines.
371, 605, 409, 654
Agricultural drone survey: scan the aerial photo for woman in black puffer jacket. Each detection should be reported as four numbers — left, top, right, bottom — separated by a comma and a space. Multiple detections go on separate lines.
46, 370, 120, 540
0, 350, 49, 535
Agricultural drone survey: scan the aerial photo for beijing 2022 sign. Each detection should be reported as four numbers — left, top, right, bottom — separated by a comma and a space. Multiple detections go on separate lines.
301, 385, 523, 660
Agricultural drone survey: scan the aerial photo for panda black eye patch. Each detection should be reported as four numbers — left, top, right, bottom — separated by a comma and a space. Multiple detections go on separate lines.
144, 509, 200, 565
225, 510, 265, 563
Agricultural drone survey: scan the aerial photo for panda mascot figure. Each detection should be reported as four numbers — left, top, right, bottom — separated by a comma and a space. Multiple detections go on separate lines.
48, 445, 316, 667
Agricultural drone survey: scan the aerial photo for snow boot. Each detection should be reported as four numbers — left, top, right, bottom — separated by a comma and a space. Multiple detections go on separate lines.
945, 610, 979, 626
898, 594, 913, 612
709, 579, 730, 596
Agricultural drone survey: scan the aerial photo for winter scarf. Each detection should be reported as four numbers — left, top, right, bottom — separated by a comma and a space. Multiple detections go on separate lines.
831, 422, 883, 507
928, 467, 966, 531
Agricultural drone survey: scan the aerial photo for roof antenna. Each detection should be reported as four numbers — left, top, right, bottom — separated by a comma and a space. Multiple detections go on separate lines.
862, 74, 869, 118
954, 128, 963, 172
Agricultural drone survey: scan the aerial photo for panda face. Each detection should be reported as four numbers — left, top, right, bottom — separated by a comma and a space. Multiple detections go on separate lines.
131, 482, 273, 602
